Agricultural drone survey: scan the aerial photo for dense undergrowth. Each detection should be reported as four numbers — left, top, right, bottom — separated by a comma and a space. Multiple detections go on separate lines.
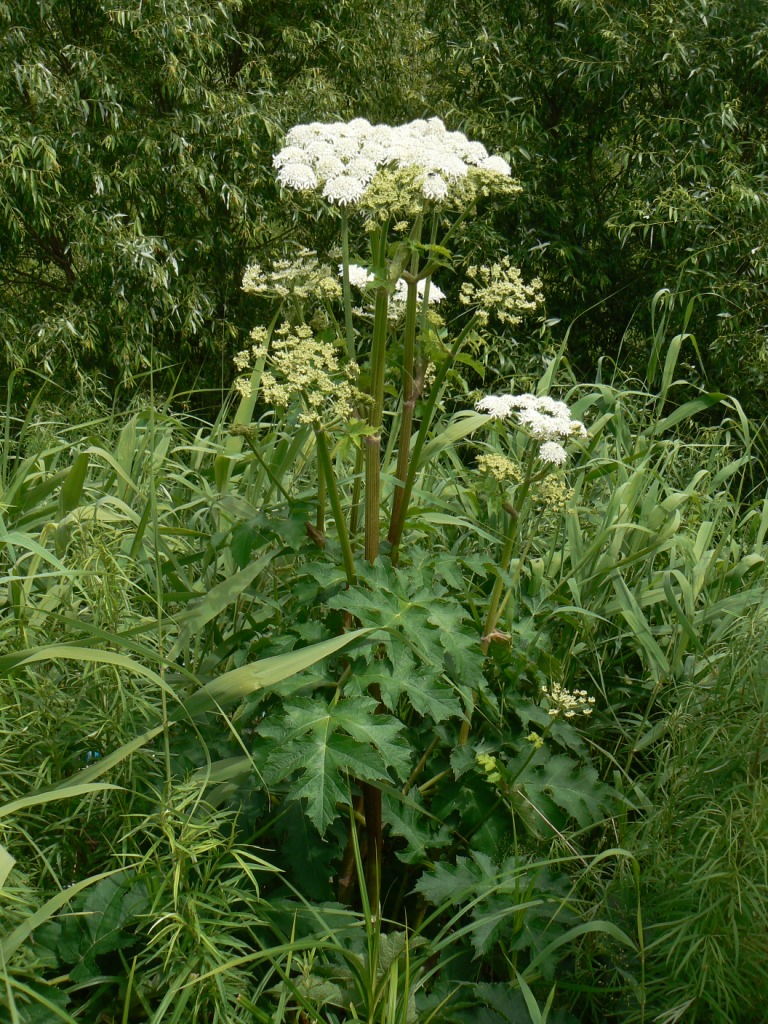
1, 349, 766, 1023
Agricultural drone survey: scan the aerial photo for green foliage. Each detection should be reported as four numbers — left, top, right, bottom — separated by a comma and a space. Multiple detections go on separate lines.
426, 0, 768, 401
3, 48, 768, 1018
37, 873, 149, 983
260, 695, 411, 834
0, 0, 430, 389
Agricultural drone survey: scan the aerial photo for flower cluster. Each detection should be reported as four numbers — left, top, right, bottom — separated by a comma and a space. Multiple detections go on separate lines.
532, 476, 574, 514
273, 117, 520, 213
476, 752, 503, 785
476, 452, 520, 483
475, 393, 587, 466
233, 323, 365, 426
242, 250, 342, 304
459, 257, 544, 327
342, 263, 445, 320
541, 683, 596, 719
233, 326, 270, 380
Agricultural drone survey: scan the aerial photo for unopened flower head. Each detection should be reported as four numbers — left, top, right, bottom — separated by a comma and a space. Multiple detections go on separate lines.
476, 452, 520, 483
460, 257, 544, 327
273, 116, 519, 212
533, 476, 574, 513
243, 250, 342, 303
476, 752, 503, 786
235, 322, 365, 427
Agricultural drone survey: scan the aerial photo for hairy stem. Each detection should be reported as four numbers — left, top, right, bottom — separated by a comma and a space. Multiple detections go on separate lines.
458, 447, 537, 745
388, 225, 423, 545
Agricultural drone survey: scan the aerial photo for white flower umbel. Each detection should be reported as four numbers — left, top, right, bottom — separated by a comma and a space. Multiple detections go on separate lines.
475, 394, 518, 419
541, 682, 596, 719
277, 162, 317, 191
273, 116, 517, 210
322, 174, 367, 207
343, 263, 375, 289
340, 265, 445, 312
539, 441, 568, 465
475, 392, 587, 463
423, 174, 449, 202
388, 277, 446, 318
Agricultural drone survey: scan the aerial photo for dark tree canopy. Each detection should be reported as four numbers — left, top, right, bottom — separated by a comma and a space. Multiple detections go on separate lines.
0, 0, 429, 390
426, 0, 768, 397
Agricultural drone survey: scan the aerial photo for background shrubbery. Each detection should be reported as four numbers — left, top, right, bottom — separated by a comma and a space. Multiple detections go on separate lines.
2, 3, 768, 1023
3, 0, 768, 406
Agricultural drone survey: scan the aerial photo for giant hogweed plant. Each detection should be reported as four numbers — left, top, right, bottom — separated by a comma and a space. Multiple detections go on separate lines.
217, 115, 630, 965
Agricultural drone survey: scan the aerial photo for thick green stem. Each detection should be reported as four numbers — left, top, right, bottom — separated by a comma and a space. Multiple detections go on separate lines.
349, 444, 364, 536
364, 228, 390, 564
316, 445, 326, 535
389, 314, 480, 562
389, 267, 421, 544
458, 447, 537, 745
315, 427, 357, 586
340, 210, 356, 362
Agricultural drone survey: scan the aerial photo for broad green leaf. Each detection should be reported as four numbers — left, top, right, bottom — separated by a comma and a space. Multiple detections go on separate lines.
515, 753, 620, 831
1, 870, 122, 962
261, 696, 410, 833
57, 452, 89, 516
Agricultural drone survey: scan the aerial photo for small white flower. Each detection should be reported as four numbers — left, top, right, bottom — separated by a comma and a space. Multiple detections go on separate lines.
314, 155, 346, 182
423, 174, 449, 201
360, 141, 389, 165
476, 394, 518, 419
342, 263, 375, 288
273, 145, 308, 169
539, 441, 568, 465
304, 140, 336, 163
481, 154, 512, 177
429, 151, 469, 179
462, 140, 490, 165
420, 279, 445, 303
367, 124, 394, 146
446, 130, 469, 152
347, 117, 372, 135
389, 277, 446, 314
345, 156, 378, 183
517, 408, 572, 440
284, 124, 323, 147
277, 162, 318, 191
322, 174, 367, 206
329, 135, 360, 160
